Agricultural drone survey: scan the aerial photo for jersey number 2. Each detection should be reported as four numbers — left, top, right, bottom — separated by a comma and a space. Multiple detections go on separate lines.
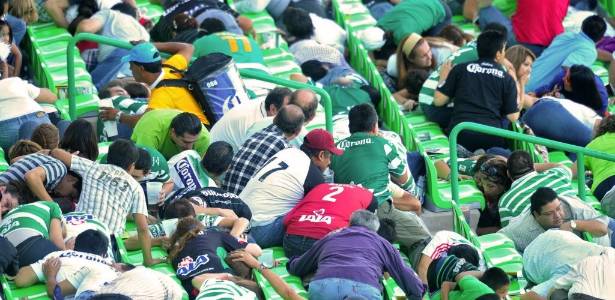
258, 161, 289, 181
322, 186, 344, 202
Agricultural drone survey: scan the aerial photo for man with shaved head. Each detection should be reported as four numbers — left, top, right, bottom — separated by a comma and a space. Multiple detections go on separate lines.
222, 104, 305, 195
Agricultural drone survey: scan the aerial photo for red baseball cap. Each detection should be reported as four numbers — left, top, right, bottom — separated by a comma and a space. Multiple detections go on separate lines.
304, 129, 344, 155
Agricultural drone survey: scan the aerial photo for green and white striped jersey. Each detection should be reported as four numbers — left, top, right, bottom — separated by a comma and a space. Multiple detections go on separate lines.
196, 279, 258, 300
0, 201, 62, 246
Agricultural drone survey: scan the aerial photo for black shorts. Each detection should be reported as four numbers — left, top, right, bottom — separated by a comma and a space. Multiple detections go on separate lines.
16, 236, 59, 267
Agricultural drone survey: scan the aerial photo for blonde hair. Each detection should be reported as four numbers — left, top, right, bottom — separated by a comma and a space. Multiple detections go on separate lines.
505, 45, 536, 77
167, 217, 205, 264
10, 0, 39, 24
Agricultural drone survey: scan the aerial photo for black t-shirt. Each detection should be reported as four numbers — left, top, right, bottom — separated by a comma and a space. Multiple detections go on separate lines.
180, 187, 253, 220
304, 162, 326, 195
150, 0, 238, 42
172, 230, 245, 290
437, 59, 518, 131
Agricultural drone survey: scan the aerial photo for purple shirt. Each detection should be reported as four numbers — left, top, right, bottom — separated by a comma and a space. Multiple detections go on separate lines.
287, 226, 426, 299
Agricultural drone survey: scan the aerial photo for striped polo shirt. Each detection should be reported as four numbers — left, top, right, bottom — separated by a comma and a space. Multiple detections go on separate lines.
499, 167, 576, 226
0, 153, 67, 189
0, 201, 63, 246
196, 279, 257, 300
418, 41, 477, 106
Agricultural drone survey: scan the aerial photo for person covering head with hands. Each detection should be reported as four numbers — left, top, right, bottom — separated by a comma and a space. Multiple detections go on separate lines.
99, 41, 211, 127
50, 139, 162, 266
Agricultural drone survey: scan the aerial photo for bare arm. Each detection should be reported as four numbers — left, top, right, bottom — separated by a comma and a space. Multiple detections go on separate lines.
506, 111, 520, 122
49, 148, 73, 169
433, 91, 451, 107
49, 218, 66, 250
534, 163, 564, 173
10, 44, 21, 77
229, 251, 303, 300
44, 0, 70, 28
35, 88, 58, 104
24, 167, 54, 201
14, 266, 39, 287
392, 191, 422, 213
76, 18, 104, 34
416, 254, 432, 284
573, 220, 608, 237
153, 42, 194, 62
134, 213, 162, 266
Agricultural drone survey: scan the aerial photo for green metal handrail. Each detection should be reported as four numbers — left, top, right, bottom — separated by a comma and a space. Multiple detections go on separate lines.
449, 122, 615, 203
66, 33, 333, 132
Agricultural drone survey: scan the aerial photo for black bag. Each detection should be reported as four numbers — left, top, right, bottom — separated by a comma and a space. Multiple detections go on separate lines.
158, 53, 247, 125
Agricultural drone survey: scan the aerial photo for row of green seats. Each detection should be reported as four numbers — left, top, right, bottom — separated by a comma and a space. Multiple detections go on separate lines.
25, 23, 99, 120
331, 0, 485, 211
0, 147, 8, 172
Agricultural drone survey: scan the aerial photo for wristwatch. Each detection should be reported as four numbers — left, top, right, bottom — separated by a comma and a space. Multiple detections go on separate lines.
570, 220, 577, 230
258, 263, 267, 272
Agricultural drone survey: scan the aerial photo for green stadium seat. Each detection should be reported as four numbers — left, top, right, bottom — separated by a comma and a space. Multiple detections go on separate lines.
252, 247, 308, 299
0, 148, 8, 172
1, 276, 50, 300
476, 233, 515, 251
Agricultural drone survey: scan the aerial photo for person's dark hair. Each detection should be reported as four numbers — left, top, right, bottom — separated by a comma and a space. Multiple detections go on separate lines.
477, 30, 507, 60
507, 150, 534, 180
90, 294, 133, 300
107, 139, 139, 170
479, 267, 510, 292
273, 104, 305, 135
0, 20, 13, 44
172, 13, 197, 34
570, 293, 603, 300
476, 294, 500, 300
135, 148, 152, 173
124, 82, 149, 99
477, 158, 511, 190
438, 24, 469, 47
581, 15, 607, 43
349, 103, 378, 134
360, 85, 382, 108
0, 181, 34, 206
164, 199, 196, 219
111, 2, 137, 18
283, 7, 314, 40
377, 218, 397, 243
31, 123, 60, 150
530, 187, 558, 215
404, 68, 429, 97
0, 0, 7, 15
448, 244, 480, 267
74, 229, 109, 257
66, 171, 83, 197
8, 140, 42, 161
60, 119, 99, 161
472, 154, 498, 174
171, 112, 202, 136
595, 115, 615, 138
199, 18, 226, 34
168, 217, 204, 263
299, 143, 325, 159
132, 61, 162, 74
289, 90, 318, 122
301, 60, 328, 82
201, 141, 233, 176
567, 65, 603, 113
264, 87, 292, 113
482, 22, 508, 38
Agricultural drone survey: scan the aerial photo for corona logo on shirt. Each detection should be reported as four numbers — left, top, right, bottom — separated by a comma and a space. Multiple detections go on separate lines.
174, 158, 201, 191
176, 254, 212, 277
298, 209, 332, 225
466, 63, 504, 78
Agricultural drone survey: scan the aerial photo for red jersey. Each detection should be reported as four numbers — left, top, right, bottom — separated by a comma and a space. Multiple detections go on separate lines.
283, 183, 376, 240
512, 0, 568, 46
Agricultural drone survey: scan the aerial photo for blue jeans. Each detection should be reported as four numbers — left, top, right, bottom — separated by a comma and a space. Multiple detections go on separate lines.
0, 112, 51, 152
522, 99, 593, 147
250, 215, 285, 248
608, 218, 615, 248
368, 2, 394, 20
283, 233, 317, 259
4, 15, 26, 45
309, 278, 382, 300
478, 6, 516, 46
91, 48, 131, 90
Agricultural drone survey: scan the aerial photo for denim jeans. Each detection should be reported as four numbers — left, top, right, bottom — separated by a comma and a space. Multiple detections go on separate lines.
477, 6, 516, 46
4, 15, 26, 46
91, 48, 131, 90
283, 233, 318, 259
522, 99, 593, 147
309, 278, 382, 300
0, 111, 51, 152
368, 2, 394, 20
250, 215, 285, 248
420, 103, 453, 130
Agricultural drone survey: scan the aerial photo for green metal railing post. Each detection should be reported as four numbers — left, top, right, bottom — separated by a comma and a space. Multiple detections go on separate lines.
67, 33, 333, 132
449, 122, 615, 204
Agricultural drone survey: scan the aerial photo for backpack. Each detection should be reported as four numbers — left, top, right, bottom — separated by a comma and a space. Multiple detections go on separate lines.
158, 53, 249, 124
